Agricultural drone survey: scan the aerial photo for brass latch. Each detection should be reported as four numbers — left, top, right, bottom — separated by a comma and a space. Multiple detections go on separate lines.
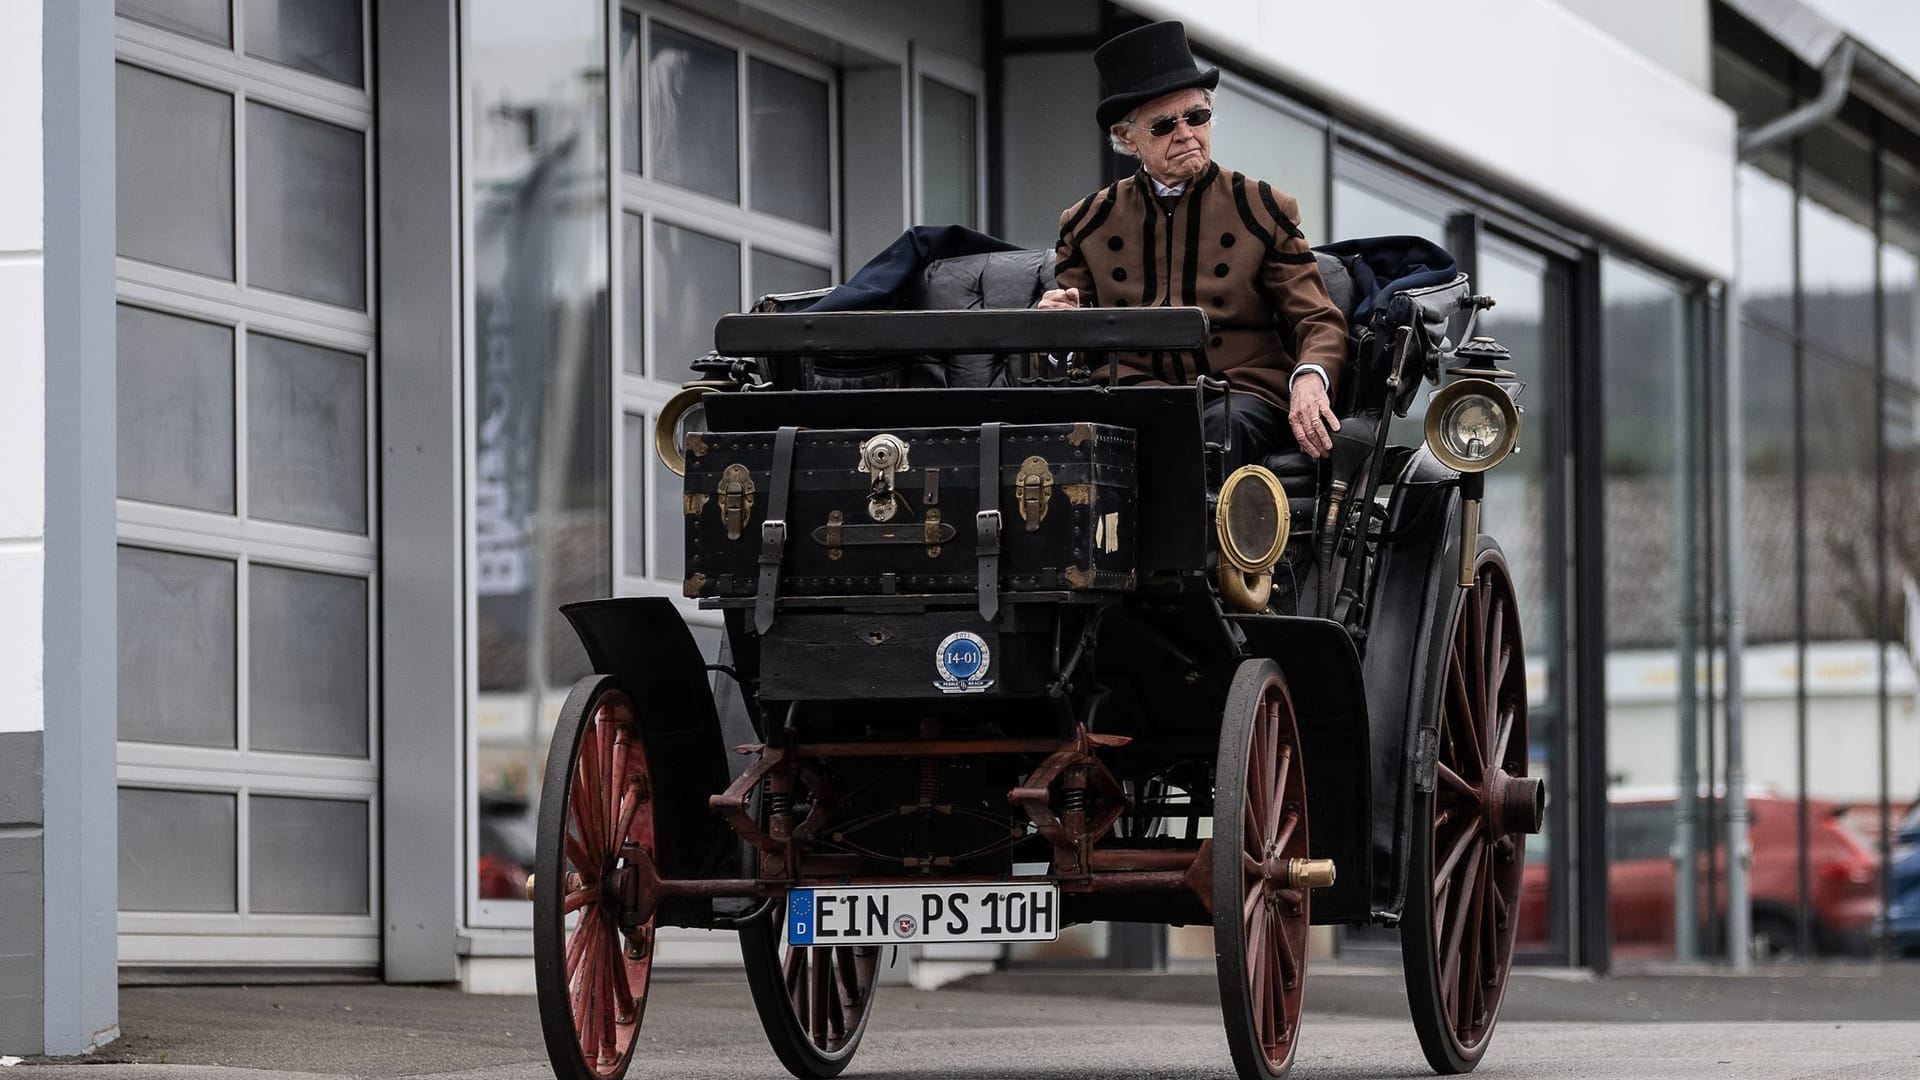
717, 463, 755, 541
1015, 456, 1054, 532
858, 433, 911, 523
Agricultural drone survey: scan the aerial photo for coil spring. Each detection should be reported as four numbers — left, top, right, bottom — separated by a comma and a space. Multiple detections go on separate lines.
918, 758, 940, 807
1062, 786, 1089, 819
763, 782, 792, 821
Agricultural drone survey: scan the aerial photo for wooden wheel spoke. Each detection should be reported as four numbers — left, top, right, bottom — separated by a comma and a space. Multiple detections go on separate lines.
565, 911, 596, 982
809, 945, 832, 1044
1484, 594, 1506, 742
564, 834, 598, 881
611, 930, 637, 1023
1242, 850, 1265, 881
1433, 820, 1482, 894
1446, 648, 1486, 779
1438, 839, 1485, 1004
564, 885, 600, 915
834, 948, 863, 1009
1264, 742, 1292, 851
1492, 699, 1518, 772
1436, 761, 1477, 801
1273, 808, 1300, 857
784, 946, 806, 1003
570, 769, 603, 858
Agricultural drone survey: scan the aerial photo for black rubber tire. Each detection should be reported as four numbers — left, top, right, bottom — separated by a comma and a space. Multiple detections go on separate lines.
740, 896, 882, 1078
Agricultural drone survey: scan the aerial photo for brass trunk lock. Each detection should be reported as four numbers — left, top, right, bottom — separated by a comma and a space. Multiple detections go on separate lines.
858, 434, 910, 523
717, 463, 755, 541
1015, 456, 1054, 531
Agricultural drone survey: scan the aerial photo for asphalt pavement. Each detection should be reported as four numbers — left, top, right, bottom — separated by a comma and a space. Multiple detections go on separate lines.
13, 964, 1920, 1080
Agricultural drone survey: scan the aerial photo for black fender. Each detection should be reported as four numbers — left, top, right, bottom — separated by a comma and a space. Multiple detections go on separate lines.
1359, 447, 1467, 921
1232, 614, 1373, 925
560, 597, 740, 925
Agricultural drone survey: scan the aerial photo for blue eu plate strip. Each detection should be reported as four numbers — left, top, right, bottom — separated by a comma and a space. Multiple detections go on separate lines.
787, 890, 816, 945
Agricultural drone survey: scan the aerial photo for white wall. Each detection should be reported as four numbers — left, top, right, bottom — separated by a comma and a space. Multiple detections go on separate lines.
0, 1, 45, 736
1556, 0, 1712, 89
1121, 0, 1738, 280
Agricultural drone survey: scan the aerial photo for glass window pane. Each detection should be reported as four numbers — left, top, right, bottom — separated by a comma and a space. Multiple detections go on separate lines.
622, 212, 643, 375
620, 12, 640, 175
249, 795, 369, 913
117, 305, 234, 513
247, 333, 367, 533
249, 564, 368, 757
118, 0, 230, 46
1210, 76, 1327, 244
1802, 354, 1877, 642
1885, 150, 1920, 391
750, 250, 831, 302
653, 450, 684, 583
1332, 175, 1445, 241
242, 0, 363, 87
749, 59, 831, 229
116, 63, 234, 280
649, 23, 738, 202
118, 546, 236, 748
246, 102, 367, 309
1798, 122, 1875, 364
1742, 325, 1796, 645
653, 220, 739, 380
1739, 159, 1795, 331
919, 77, 977, 228
623, 413, 646, 577
119, 788, 236, 912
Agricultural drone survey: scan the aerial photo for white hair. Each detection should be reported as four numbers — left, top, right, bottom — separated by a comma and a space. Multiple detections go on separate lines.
1108, 89, 1214, 157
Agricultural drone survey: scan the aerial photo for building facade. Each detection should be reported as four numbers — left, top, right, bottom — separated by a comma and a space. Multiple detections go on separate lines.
4, 0, 1917, 1054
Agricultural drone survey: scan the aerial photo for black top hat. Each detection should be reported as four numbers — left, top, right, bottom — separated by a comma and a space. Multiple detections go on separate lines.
1094, 21, 1220, 131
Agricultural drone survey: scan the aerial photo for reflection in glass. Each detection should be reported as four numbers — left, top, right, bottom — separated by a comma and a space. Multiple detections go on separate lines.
749, 59, 832, 229
468, 0, 610, 907
119, 788, 236, 912
1798, 194, 1875, 363
115, 63, 235, 280
650, 23, 739, 202
1600, 256, 1704, 959
117, 546, 236, 748
247, 333, 367, 533
1739, 159, 1795, 330
919, 77, 977, 228
249, 564, 369, 758
750, 249, 831, 301
1742, 325, 1796, 646
1210, 77, 1327, 244
249, 796, 369, 913
117, 0, 230, 46
654, 220, 740, 380
1331, 175, 1445, 242
623, 412, 646, 577
246, 102, 367, 310
1886, 151, 1920, 390
243, 0, 364, 87
620, 13, 640, 175
116, 304, 235, 513
622, 212, 643, 375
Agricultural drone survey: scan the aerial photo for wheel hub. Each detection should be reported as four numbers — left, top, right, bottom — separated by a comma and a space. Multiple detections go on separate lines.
1484, 767, 1545, 837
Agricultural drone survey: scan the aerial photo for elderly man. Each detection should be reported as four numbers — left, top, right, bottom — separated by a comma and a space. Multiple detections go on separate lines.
1039, 21, 1348, 461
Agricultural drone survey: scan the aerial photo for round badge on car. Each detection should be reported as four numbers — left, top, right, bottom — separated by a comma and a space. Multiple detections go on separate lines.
934, 631, 994, 694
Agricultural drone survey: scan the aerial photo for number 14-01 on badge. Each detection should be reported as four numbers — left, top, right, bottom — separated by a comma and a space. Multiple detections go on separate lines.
787, 883, 1060, 945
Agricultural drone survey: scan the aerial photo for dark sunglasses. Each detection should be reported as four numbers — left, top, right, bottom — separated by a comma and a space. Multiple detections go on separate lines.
1142, 107, 1212, 138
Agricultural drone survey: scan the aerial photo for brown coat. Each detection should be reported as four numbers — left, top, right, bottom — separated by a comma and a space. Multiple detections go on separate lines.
1053, 162, 1348, 410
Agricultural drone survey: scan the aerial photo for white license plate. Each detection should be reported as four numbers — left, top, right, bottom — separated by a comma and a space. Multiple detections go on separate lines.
785, 883, 1060, 946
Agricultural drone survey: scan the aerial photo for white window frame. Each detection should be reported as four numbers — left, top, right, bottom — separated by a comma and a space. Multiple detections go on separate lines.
114, 5, 382, 967
909, 46, 987, 230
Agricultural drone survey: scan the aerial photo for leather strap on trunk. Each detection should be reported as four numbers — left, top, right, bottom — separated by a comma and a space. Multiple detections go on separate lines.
977, 422, 1003, 621
754, 425, 799, 634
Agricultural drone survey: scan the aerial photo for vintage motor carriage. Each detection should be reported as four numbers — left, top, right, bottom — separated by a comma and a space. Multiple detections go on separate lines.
529, 240, 1545, 1080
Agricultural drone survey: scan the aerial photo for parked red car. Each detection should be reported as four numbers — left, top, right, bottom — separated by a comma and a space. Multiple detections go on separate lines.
1518, 789, 1881, 959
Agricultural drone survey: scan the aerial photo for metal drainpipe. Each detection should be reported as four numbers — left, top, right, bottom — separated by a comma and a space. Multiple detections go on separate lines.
1724, 38, 1857, 972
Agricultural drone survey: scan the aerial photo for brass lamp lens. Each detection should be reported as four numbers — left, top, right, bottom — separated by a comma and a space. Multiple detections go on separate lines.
1439, 395, 1507, 464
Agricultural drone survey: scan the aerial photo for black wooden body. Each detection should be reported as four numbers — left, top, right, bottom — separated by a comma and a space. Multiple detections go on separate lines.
684, 423, 1138, 599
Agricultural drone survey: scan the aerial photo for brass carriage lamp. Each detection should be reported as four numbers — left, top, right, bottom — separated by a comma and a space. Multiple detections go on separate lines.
1423, 336, 1523, 588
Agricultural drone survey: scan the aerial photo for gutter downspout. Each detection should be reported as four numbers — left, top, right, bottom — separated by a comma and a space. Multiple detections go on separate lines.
1723, 37, 1856, 972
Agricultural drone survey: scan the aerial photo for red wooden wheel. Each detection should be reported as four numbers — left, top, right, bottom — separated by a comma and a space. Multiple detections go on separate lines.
1214, 659, 1312, 1080
1402, 543, 1541, 1074
535, 677, 657, 1080
741, 897, 882, 1078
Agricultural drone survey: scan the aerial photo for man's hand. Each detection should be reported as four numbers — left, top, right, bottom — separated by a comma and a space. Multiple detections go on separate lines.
1037, 287, 1080, 309
1289, 376, 1340, 459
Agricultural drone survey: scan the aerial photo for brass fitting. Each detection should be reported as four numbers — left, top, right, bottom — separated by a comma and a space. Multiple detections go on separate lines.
1287, 858, 1336, 890
524, 873, 536, 902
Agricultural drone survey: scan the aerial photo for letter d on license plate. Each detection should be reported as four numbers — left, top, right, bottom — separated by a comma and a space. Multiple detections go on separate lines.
786, 883, 1059, 946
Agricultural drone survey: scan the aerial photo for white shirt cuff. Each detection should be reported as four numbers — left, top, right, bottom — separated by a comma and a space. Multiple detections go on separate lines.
1289, 364, 1329, 393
